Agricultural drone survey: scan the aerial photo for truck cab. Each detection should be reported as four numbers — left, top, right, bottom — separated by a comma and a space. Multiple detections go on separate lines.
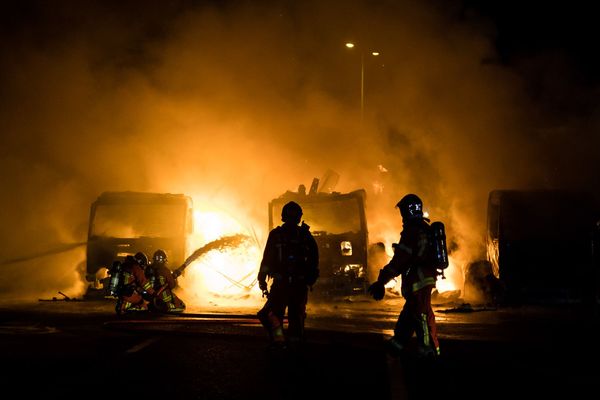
486, 189, 597, 304
268, 180, 369, 296
86, 191, 194, 292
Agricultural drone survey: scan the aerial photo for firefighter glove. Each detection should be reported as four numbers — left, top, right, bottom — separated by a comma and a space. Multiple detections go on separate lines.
368, 281, 386, 301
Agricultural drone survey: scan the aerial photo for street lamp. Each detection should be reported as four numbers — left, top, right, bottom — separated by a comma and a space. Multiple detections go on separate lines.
345, 42, 380, 123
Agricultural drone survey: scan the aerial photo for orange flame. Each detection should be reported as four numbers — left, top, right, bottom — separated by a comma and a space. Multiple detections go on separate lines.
176, 206, 264, 310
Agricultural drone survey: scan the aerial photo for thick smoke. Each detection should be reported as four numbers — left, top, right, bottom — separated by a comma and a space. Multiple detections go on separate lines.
0, 1, 597, 303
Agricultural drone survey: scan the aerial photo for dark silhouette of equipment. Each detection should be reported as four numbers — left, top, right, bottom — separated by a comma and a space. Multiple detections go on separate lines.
430, 221, 449, 277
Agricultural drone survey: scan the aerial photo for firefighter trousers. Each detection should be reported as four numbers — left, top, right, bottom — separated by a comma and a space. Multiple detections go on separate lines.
394, 285, 440, 354
257, 281, 308, 342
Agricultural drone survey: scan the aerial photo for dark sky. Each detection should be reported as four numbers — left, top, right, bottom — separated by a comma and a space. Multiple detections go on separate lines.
2, 1, 598, 112
0, 0, 598, 299
465, 0, 600, 107
465, 0, 600, 196
469, 0, 599, 70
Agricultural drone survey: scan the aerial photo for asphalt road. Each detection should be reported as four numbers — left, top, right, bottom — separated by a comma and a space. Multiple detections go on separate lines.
0, 295, 598, 400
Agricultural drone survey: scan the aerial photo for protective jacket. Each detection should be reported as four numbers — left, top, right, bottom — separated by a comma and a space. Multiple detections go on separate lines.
257, 222, 319, 344
117, 257, 155, 314
379, 217, 437, 295
257, 222, 319, 286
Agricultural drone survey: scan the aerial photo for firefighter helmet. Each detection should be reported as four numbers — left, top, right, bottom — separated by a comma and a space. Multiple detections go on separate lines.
281, 201, 303, 224
396, 194, 423, 219
134, 252, 148, 267
153, 249, 168, 265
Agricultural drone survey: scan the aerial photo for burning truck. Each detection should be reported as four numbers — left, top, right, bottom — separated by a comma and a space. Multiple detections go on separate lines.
85, 191, 194, 294
268, 177, 370, 296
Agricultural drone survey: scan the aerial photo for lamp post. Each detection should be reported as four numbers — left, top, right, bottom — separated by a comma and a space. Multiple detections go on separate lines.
345, 42, 380, 123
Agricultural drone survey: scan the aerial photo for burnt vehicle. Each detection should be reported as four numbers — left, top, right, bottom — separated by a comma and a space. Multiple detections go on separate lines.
86, 191, 194, 292
268, 178, 369, 296
486, 189, 598, 304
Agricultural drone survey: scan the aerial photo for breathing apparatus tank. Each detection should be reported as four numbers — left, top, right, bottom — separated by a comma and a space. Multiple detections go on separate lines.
430, 221, 449, 276
146, 266, 157, 291
108, 261, 123, 297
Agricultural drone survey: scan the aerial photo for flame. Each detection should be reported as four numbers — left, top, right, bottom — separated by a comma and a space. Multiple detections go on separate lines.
176, 205, 264, 310
178, 240, 262, 308
435, 259, 457, 292
192, 209, 247, 244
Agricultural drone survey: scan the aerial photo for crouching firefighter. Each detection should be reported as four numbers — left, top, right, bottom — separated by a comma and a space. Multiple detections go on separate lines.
148, 249, 186, 313
257, 201, 319, 349
110, 255, 156, 315
368, 194, 446, 358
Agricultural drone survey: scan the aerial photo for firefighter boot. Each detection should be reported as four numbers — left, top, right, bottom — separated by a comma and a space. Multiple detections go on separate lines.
264, 310, 286, 351
416, 313, 440, 359
417, 345, 440, 360
386, 337, 405, 358
268, 325, 287, 351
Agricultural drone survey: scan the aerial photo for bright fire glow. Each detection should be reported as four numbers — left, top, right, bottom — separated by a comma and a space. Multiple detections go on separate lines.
436, 256, 458, 293
385, 279, 397, 289
176, 206, 263, 310
178, 239, 262, 308
436, 276, 454, 292
192, 209, 247, 244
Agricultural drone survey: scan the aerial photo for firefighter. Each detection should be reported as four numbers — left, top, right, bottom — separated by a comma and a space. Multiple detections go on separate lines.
134, 251, 155, 290
149, 249, 186, 313
133, 251, 155, 300
114, 255, 156, 314
368, 194, 441, 358
134, 251, 150, 271
257, 201, 319, 349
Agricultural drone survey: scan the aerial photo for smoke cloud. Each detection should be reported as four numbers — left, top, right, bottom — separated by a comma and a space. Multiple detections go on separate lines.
1, 0, 597, 303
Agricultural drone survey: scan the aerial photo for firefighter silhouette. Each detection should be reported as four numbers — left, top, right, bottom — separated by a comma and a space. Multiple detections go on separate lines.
368, 194, 441, 358
257, 201, 319, 349
112, 255, 155, 314
148, 249, 186, 313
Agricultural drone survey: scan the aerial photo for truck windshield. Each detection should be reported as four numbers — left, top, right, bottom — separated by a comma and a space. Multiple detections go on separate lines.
272, 198, 363, 234
91, 203, 186, 238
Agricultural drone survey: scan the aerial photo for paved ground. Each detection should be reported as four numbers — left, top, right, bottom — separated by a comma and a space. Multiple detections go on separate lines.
0, 295, 598, 400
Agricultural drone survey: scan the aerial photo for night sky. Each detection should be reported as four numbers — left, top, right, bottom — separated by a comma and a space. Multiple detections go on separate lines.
467, 0, 600, 113
0, 0, 598, 300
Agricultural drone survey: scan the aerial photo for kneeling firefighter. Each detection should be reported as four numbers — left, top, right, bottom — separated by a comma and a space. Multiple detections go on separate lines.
149, 249, 186, 313
110, 255, 156, 314
257, 201, 319, 348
